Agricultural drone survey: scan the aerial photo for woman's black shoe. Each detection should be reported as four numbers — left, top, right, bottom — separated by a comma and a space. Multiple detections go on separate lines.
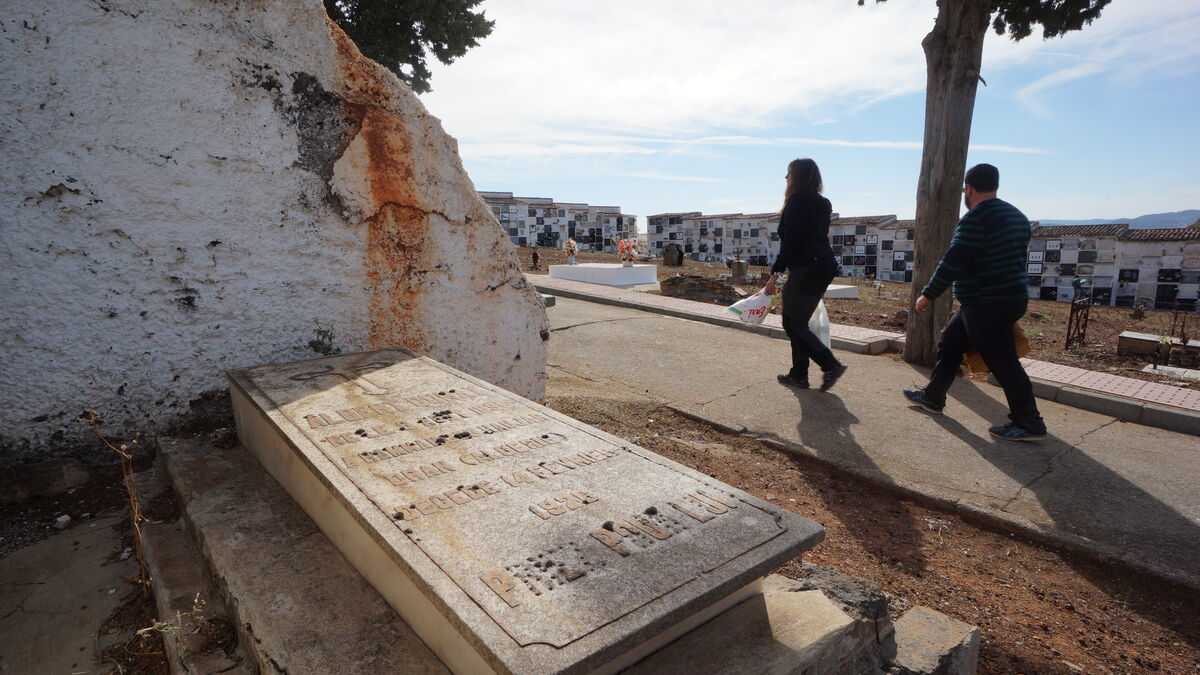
777, 374, 810, 389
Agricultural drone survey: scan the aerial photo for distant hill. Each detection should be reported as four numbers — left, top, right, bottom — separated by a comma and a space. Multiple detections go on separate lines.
1037, 209, 1199, 229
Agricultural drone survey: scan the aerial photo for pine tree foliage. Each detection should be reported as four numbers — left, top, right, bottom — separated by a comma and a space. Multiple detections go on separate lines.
325, 0, 494, 94
857, 0, 1111, 41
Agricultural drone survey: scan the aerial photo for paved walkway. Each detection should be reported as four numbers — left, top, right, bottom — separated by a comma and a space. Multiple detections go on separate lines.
543, 295, 1200, 590
531, 274, 1200, 428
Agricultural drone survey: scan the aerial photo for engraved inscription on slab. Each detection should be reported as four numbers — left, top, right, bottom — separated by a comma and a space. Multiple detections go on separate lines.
233, 349, 797, 649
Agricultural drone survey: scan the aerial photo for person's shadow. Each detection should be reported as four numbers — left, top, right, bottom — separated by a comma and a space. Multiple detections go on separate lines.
936, 379, 1200, 643
788, 387, 931, 575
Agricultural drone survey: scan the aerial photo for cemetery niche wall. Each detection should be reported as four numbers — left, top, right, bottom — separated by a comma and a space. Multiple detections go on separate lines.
0, 0, 547, 461
230, 348, 824, 674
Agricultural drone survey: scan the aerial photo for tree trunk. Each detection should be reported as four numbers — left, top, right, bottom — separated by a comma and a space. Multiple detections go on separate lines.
903, 0, 991, 366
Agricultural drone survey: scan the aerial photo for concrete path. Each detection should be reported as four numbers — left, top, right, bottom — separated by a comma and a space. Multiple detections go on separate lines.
0, 513, 138, 674
532, 274, 1200, 435
545, 297, 1200, 590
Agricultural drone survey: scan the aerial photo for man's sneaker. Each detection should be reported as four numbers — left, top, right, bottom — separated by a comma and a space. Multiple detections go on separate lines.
777, 374, 809, 389
820, 365, 849, 392
902, 388, 945, 414
988, 423, 1047, 442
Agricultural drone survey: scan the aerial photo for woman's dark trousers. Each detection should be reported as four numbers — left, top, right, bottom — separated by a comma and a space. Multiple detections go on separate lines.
925, 300, 1046, 433
781, 268, 840, 381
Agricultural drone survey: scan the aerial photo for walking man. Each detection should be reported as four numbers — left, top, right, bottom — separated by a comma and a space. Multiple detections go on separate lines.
904, 163, 1047, 441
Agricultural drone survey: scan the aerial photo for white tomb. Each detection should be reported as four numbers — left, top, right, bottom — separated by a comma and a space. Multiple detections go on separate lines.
549, 263, 658, 287
824, 284, 860, 299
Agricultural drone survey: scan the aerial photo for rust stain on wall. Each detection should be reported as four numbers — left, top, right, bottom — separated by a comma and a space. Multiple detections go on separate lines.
328, 17, 432, 353
365, 202, 431, 352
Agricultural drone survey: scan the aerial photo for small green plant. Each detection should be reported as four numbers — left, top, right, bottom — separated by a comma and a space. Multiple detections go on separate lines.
138, 595, 207, 638
307, 320, 341, 356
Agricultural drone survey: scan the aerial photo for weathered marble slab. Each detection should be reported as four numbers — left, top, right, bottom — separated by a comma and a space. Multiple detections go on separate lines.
229, 348, 823, 674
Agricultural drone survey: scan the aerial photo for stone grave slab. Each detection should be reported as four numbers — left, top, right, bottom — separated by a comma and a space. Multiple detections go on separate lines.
229, 348, 823, 674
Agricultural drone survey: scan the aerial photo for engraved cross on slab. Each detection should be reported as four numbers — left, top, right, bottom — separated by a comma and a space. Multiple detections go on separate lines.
288, 360, 393, 395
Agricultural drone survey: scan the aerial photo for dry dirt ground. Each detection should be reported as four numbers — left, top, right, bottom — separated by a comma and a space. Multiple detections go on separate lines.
545, 366, 1200, 675
6, 397, 1196, 673
518, 247, 1197, 386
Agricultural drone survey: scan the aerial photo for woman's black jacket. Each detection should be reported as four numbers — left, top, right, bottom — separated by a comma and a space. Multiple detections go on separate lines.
770, 193, 837, 293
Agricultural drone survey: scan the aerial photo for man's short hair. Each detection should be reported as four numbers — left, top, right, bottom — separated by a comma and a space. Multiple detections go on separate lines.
965, 163, 999, 192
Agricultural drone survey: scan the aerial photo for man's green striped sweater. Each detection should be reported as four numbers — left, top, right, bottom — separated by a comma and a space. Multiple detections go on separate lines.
921, 198, 1031, 305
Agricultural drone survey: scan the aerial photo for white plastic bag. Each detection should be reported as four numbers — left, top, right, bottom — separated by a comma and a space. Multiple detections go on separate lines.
727, 281, 830, 350
726, 286, 779, 324
808, 300, 831, 349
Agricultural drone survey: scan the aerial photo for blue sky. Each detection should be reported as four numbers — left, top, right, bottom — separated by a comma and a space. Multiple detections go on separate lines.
420, 0, 1200, 232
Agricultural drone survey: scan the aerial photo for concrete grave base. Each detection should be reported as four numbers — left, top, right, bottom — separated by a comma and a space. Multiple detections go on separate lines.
549, 263, 658, 287
153, 437, 978, 675
158, 437, 449, 674
825, 284, 861, 299
627, 575, 888, 674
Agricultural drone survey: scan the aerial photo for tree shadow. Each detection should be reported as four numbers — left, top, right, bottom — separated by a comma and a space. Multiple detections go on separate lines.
788, 387, 931, 574
938, 379, 1200, 646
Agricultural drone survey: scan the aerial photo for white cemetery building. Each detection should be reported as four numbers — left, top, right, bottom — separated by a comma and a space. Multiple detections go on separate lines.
1027, 224, 1125, 306
480, 192, 636, 254
647, 212, 782, 265
875, 219, 917, 283
1114, 228, 1200, 310
646, 212, 701, 257
1028, 224, 1200, 310
648, 211, 856, 267
828, 215, 899, 279
648, 210, 777, 263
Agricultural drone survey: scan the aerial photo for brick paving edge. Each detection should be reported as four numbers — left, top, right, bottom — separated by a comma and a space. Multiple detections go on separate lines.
987, 375, 1200, 436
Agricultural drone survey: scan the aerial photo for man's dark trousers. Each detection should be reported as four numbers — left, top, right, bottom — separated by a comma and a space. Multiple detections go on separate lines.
925, 300, 1045, 433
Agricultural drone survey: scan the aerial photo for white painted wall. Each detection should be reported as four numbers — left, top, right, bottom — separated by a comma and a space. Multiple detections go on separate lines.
0, 0, 547, 460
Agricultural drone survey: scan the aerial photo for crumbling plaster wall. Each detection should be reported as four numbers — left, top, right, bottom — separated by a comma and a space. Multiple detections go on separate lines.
0, 0, 548, 461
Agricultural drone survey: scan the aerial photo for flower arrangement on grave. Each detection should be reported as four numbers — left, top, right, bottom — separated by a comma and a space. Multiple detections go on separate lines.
617, 238, 637, 266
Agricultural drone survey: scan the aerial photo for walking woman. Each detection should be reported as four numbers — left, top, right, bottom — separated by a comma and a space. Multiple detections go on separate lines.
764, 158, 847, 391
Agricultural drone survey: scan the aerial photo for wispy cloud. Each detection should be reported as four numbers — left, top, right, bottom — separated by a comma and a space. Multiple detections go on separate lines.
456, 132, 1050, 160
628, 171, 723, 183
457, 140, 654, 159
415, 0, 1196, 224
985, 0, 1200, 116
424, 1, 934, 142
425, 0, 1198, 139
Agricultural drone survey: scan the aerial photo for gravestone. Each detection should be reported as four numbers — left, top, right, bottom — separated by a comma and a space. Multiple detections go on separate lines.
730, 260, 748, 283
663, 244, 685, 266
229, 348, 823, 674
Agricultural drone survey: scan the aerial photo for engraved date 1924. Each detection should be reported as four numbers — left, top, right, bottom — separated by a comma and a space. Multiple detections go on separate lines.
528, 491, 599, 519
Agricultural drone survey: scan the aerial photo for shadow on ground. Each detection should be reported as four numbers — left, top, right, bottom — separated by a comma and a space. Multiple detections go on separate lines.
790, 388, 931, 574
